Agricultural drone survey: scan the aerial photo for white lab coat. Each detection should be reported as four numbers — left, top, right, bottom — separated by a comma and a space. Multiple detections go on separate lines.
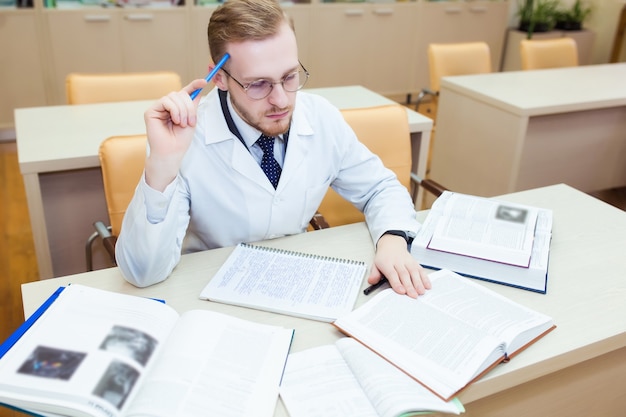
116, 89, 420, 287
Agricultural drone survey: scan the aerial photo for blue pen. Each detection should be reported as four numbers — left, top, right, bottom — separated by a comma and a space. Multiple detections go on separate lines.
190, 53, 231, 100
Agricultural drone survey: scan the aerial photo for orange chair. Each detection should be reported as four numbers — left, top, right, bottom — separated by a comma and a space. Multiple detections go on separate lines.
66, 72, 182, 104
520, 38, 579, 70
415, 42, 492, 117
86, 135, 147, 270
311, 104, 446, 229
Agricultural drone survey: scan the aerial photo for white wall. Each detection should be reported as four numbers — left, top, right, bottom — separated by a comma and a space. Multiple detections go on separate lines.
586, 0, 626, 62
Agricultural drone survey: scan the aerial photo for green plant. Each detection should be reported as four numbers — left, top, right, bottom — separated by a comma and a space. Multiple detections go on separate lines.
517, 0, 560, 37
517, 0, 535, 24
554, 0, 592, 30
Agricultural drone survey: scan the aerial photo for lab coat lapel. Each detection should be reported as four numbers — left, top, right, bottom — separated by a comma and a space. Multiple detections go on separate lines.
278, 111, 313, 191
204, 101, 275, 192
231, 144, 275, 192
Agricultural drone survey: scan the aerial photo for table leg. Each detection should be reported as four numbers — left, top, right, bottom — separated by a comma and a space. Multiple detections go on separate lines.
22, 173, 53, 279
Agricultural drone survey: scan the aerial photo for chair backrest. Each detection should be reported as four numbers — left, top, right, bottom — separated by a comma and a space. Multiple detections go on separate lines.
315, 104, 412, 227
66, 72, 182, 104
520, 38, 579, 70
428, 42, 492, 92
98, 135, 147, 236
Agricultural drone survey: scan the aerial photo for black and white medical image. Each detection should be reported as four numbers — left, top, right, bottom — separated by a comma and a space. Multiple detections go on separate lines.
495, 205, 528, 224
99, 325, 157, 366
92, 360, 140, 410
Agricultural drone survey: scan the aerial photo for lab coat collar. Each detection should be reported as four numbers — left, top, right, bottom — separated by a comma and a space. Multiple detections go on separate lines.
202, 89, 315, 193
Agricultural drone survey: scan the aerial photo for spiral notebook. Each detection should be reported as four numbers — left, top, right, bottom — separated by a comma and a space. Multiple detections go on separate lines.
199, 243, 367, 322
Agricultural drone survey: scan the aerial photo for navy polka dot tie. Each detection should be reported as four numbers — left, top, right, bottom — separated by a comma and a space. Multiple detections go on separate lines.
257, 135, 282, 189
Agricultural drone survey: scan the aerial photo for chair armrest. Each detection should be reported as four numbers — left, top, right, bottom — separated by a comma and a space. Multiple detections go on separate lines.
93, 221, 117, 265
420, 88, 438, 97
415, 88, 438, 111
411, 173, 448, 198
309, 211, 330, 230
420, 178, 448, 197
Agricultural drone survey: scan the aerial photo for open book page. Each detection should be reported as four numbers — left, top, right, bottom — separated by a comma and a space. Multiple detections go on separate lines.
0, 285, 180, 417
280, 338, 463, 417
529, 208, 553, 271
127, 310, 294, 417
280, 344, 380, 417
333, 270, 554, 401
337, 338, 464, 417
200, 243, 366, 322
427, 192, 538, 267
422, 271, 554, 356
334, 287, 502, 401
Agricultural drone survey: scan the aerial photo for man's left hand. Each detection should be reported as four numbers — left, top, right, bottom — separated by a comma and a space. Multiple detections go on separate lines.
368, 234, 431, 298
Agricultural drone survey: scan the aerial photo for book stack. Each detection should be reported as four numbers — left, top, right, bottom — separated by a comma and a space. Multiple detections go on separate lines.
411, 191, 553, 293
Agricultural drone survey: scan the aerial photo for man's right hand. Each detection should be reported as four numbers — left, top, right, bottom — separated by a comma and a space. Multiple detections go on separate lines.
144, 79, 208, 192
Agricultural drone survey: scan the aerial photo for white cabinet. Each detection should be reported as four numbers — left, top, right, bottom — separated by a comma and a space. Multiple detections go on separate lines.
1, 1, 511, 127
308, 3, 415, 96
45, 7, 188, 104
412, 1, 509, 93
0, 10, 47, 128
120, 9, 189, 80
190, 6, 216, 80
45, 9, 123, 103
283, 4, 312, 68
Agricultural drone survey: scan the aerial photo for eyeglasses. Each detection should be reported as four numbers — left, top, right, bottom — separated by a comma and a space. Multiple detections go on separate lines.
222, 62, 310, 100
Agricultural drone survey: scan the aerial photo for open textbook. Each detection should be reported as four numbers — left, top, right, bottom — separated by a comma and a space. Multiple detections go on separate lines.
280, 338, 464, 417
200, 243, 366, 322
412, 191, 553, 293
0, 285, 294, 417
333, 269, 555, 401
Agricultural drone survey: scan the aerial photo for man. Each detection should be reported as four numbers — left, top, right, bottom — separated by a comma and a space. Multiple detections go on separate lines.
116, 0, 431, 298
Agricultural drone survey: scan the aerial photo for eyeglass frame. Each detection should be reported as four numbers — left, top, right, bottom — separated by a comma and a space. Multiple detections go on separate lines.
221, 62, 310, 100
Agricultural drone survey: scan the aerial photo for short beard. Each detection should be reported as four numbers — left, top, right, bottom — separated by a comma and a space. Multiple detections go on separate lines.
231, 94, 292, 137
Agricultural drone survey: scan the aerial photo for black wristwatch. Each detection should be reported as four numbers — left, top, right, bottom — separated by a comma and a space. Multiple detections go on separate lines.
382, 230, 414, 250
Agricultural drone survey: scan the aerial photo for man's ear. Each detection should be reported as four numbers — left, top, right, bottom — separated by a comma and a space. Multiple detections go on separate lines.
211, 67, 228, 91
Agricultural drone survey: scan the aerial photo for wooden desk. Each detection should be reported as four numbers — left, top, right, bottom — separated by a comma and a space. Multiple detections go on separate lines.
21, 184, 626, 417
430, 63, 626, 198
15, 85, 433, 279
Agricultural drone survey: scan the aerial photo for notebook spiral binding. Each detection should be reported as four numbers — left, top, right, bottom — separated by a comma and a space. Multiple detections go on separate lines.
240, 243, 365, 265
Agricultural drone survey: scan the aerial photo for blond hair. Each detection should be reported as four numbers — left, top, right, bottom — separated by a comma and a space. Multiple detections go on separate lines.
208, 0, 291, 65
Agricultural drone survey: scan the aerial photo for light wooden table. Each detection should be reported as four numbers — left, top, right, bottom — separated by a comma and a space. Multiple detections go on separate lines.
21, 184, 626, 417
15, 85, 433, 279
430, 63, 626, 198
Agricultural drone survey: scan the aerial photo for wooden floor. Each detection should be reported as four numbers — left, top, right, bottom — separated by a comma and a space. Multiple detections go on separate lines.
0, 139, 625, 416
0, 141, 38, 417
0, 141, 38, 339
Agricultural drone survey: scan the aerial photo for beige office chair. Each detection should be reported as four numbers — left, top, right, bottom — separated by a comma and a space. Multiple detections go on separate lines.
309, 104, 446, 230
86, 135, 147, 271
520, 38, 579, 70
73, 71, 180, 270
415, 42, 492, 118
66, 71, 182, 104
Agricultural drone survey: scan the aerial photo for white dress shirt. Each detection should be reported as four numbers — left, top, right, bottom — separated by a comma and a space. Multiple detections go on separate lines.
116, 88, 420, 287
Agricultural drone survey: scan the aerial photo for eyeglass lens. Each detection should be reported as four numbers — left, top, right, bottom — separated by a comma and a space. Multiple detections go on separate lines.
246, 68, 308, 99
